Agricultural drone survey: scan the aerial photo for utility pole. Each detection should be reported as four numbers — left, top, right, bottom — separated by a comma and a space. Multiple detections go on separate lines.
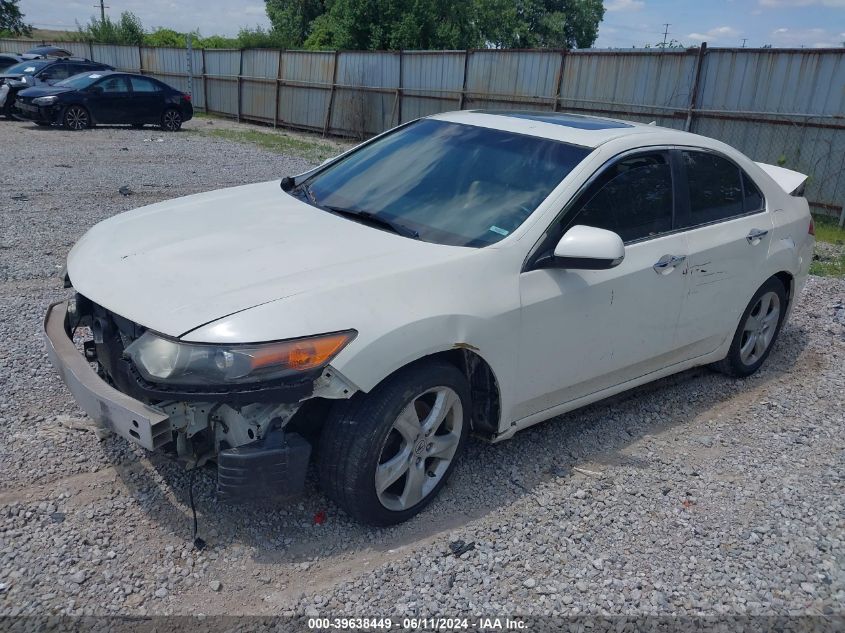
741, 38, 747, 48
662, 23, 670, 47
94, 0, 108, 21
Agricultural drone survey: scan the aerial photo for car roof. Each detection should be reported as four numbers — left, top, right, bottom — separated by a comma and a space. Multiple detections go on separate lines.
430, 110, 711, 150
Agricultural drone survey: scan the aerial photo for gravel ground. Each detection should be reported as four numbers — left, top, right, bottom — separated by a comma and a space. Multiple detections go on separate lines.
0, 117, 843, 623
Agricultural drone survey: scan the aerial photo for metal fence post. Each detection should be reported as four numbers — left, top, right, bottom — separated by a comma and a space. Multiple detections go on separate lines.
138, 45, 144, 75
274, 50, 282, 129
458, 50, 470, 110
88, 40, 94, 61
237, 49, 243, 122
553, 49, 566, 112
685, 42, 707, 132
201, 48, 208, 113
396, 50, 403, 125
323, 50, 340, 137
185, 35, 194, 100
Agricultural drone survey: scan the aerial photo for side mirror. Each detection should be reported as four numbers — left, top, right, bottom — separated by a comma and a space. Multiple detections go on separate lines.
87, 85, 103, 95
552, 225, 625, 270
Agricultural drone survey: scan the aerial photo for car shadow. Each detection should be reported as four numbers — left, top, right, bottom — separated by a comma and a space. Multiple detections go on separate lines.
103, 323, 811, 566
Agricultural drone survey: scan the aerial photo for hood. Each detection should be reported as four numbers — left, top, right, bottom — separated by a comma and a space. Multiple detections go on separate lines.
18, 86, 72, 98
68, 180, 465, 338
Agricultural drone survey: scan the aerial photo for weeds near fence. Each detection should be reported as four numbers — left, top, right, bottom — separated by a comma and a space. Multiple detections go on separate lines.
196, 127, 340, 163
810, 214, 845, 278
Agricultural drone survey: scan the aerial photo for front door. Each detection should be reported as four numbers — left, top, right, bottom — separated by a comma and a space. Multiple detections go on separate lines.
515, 151, 690, 420
88, 75, 131, 124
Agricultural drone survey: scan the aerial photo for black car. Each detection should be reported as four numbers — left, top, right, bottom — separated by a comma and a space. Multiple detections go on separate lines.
24, 45, 74, 58
16, 71, 194, 131
0, 54, 23, 73
0, 57, 113, 117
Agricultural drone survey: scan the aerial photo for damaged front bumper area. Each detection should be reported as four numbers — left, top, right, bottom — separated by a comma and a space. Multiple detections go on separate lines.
44, 300, 171, 450
43, 299, 334, 502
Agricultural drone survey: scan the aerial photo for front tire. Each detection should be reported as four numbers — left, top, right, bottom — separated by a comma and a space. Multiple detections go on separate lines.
712, 277, 787, 377
318, 360, 471, 526
161, 108, 182, 131
63, 105, 90, 130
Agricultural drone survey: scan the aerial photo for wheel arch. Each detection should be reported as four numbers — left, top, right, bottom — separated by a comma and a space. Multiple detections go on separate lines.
773, 270, 794, 307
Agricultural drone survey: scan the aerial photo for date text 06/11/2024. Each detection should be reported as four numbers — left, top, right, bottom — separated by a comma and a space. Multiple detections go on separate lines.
307, 617, 529, 630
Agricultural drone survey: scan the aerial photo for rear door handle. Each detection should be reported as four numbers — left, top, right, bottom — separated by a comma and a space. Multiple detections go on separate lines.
746, 228, 769, 244
653, 254, 686, 274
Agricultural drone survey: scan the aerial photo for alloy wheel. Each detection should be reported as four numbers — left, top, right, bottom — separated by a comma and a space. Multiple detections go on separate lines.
162, 109, 182, 131
739, 290, 781, 366
65, 106, 88, 130
375, 386, 463, 511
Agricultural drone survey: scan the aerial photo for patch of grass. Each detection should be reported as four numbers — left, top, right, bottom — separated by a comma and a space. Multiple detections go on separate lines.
812, 213, 845, 246
810, 253, 845, 277
202, 127, 336, 162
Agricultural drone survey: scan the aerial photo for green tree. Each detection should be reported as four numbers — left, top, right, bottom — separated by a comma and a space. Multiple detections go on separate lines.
265, 0, 326, 47
78, 11, 145, 45
0, 0, 32, 36
144, 28, 194, 48
294, 0, 605, 51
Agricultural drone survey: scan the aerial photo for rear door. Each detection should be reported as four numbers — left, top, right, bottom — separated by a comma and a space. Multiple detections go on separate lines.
127, 76, 164, 124
674, 149, 773, 358
88, 75, 132, 124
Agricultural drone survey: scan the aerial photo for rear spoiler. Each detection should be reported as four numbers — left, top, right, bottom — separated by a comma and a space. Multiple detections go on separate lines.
755, 162, 808, 196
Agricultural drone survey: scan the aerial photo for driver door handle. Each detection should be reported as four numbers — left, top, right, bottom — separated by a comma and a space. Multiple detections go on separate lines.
653, 254, 686, 274
746, 228, 769, 244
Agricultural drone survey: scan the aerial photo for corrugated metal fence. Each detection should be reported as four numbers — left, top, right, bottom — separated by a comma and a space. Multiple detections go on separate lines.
2, 39, 843, 219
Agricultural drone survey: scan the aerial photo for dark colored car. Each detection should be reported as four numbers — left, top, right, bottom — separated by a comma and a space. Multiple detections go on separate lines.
0, 57, 113, 117
16, 71, 194, 131
0, 54, 23, 72
24, 45, 73, 58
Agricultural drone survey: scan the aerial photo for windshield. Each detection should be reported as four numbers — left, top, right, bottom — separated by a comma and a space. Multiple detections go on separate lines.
4, 60, 49, 75
55, 73, 102, 89
295, 119, 591, 247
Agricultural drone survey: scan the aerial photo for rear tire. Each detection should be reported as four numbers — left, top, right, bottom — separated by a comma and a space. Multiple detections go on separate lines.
318, 360, 470, 526
161, 108, 182, 131
63, 105, 90, 130
712, 277, 787, 377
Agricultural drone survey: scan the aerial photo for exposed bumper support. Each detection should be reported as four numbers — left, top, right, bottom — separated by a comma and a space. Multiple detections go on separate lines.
43, 301, 171, 450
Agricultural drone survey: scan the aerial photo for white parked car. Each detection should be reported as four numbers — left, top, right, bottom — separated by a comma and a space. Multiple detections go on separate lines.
45, 111, 814, 525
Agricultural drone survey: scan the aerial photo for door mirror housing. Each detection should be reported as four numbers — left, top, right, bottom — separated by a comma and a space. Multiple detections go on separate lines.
552, 225, 625, 270
87, 85, 103, 95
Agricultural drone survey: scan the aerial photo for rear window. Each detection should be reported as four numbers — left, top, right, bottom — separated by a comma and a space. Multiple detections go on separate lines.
681, 151, 744, 227
129, 76, 161, 93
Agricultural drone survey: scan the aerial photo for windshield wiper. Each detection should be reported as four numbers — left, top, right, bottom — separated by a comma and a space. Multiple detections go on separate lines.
324, 206, 419, 240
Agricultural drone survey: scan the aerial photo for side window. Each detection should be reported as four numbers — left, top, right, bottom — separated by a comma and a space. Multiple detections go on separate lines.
129, 76, 160, 93
681, 151, 744, 226
98, 76, 130, 93
39, 63, 70, 82
571, 153, 674, 243
742, 171, 764, 213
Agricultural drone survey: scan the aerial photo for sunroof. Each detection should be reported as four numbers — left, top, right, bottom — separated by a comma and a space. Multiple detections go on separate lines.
478, 111, 633, 130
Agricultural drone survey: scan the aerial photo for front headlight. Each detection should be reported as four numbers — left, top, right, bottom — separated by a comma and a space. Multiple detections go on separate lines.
32, 95, 57, 106
123, 330, 356, 386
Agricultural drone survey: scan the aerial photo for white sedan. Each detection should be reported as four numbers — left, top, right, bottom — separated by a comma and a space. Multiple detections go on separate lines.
44, 111, 815, 525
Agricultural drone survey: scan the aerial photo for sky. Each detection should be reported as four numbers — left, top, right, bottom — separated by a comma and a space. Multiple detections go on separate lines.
17, 0, 845, 48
